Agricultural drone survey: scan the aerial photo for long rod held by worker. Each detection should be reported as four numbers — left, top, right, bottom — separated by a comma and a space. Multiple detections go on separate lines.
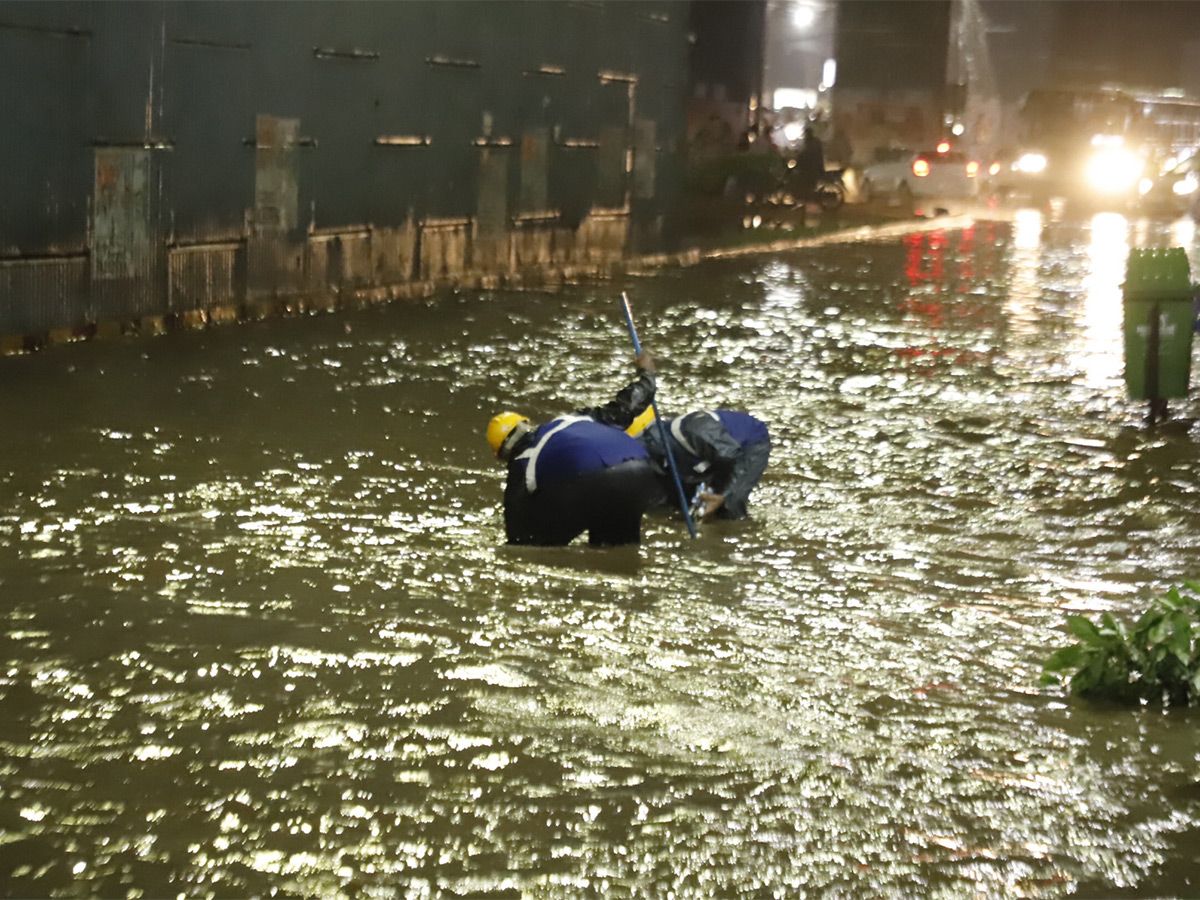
619, 291, 698, 538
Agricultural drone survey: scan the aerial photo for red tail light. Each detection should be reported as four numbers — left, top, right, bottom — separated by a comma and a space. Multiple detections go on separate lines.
936, 140, 951, 154
913, 158, 931, 177
966, 160, 980, 177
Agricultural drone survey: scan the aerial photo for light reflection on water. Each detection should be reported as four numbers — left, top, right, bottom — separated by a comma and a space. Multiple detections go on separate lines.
2, 215, 1200, 898
1081, 212, 1130, 389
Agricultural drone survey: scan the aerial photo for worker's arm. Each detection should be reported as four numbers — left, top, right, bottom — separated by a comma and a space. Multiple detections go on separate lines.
678, 413, 742, 517
576, 353, 657, 430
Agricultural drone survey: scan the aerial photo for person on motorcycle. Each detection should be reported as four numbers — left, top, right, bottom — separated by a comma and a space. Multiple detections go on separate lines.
794, 125, 826, 201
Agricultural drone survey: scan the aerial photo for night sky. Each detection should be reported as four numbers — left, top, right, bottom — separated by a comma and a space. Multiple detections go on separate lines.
697, 1, 1200, 110
983, 0, 1200, 100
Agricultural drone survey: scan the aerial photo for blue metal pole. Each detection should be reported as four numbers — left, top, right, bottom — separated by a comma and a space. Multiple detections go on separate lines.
620, 292, 698, 538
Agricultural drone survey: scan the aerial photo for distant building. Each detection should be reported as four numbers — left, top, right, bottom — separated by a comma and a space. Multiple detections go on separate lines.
685, 0, 767, 157
762, 0, 835, 114
830, 0, 953, 163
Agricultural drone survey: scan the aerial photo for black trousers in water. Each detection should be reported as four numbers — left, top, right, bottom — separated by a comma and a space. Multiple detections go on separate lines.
504, 458, 661, 547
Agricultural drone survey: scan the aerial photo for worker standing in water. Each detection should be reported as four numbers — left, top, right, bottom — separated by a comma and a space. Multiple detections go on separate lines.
486, 353, 661, 546
630, 408, 770, 520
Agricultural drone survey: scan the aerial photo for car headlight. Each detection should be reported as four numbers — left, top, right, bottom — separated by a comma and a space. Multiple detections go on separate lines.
1084, 148, 1143, 193
1014, 153, 1047, 174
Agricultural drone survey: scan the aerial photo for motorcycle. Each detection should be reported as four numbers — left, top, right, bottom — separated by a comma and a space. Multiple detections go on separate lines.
811, 168, 847, 211
778, 165, 847, 212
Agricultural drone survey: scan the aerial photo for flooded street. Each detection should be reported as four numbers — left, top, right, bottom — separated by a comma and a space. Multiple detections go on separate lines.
3, 209, 1200, 899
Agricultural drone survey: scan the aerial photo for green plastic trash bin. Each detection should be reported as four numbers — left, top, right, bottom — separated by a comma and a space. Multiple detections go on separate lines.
1122, 248, 1196, 400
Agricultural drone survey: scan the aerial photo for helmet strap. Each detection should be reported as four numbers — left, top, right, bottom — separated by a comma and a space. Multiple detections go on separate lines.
498, 420, 533, 461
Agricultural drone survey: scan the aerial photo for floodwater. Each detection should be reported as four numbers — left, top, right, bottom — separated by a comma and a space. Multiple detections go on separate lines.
3, 210, 1200, 899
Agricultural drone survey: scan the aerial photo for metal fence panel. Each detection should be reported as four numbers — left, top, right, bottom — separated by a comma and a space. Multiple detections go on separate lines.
0, 1, 692, 337
0, 256, 88, 334
0, 10, 92, 253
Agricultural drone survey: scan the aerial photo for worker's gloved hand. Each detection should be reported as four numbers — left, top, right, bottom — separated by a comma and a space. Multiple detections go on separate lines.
697, 492, 724, 518
635, 352, 656, 373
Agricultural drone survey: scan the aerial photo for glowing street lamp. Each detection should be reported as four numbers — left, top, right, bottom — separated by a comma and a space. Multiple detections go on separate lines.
792, 3, 816, 29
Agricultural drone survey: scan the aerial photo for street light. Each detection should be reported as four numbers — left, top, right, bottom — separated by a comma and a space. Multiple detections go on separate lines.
792, 3, 816, 29
821, 58, 836, 89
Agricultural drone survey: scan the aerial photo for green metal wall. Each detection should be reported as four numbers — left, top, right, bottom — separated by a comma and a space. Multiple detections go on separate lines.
0, 1, 691, 336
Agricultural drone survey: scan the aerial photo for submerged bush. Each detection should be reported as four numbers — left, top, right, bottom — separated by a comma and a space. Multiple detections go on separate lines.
1042, 581, 1200, 707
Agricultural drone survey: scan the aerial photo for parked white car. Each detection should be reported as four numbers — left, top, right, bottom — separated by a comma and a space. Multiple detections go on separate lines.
860, 146, 981, 201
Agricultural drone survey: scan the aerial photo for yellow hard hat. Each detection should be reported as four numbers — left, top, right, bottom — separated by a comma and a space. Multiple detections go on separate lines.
487, 411, 530, 456
625, 405, 656, 437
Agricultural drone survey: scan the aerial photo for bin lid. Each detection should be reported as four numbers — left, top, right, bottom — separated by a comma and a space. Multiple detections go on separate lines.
1123, 247, 1193, 297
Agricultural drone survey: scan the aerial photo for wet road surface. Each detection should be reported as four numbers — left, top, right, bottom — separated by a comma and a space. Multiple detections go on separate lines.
2, 209, 1200, 898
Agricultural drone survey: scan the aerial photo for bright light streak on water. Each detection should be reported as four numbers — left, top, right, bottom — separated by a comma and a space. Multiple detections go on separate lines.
2, 216, 1200, 898
1081, 212, 1130, 389
1004, 208, 1045, 341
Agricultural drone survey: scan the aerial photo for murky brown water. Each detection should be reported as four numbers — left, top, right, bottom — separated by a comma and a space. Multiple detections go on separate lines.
3, 209, 1200, 899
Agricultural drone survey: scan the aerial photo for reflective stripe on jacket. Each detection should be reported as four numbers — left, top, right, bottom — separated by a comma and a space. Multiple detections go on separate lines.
515, 415, 650, 493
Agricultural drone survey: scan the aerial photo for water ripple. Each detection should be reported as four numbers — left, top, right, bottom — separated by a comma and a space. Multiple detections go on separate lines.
3, 215, 1200, 897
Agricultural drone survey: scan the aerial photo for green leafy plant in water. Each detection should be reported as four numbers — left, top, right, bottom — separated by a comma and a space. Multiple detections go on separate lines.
1041, 581, 1200, 707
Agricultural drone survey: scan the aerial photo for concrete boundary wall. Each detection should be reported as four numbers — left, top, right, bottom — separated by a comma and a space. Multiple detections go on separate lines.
0, 215, 974, 357
0, 210, 634, 354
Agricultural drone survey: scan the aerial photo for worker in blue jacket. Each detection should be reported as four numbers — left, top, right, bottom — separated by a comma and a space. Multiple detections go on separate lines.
486, 353, 660, 546
632, 408, 770, 520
